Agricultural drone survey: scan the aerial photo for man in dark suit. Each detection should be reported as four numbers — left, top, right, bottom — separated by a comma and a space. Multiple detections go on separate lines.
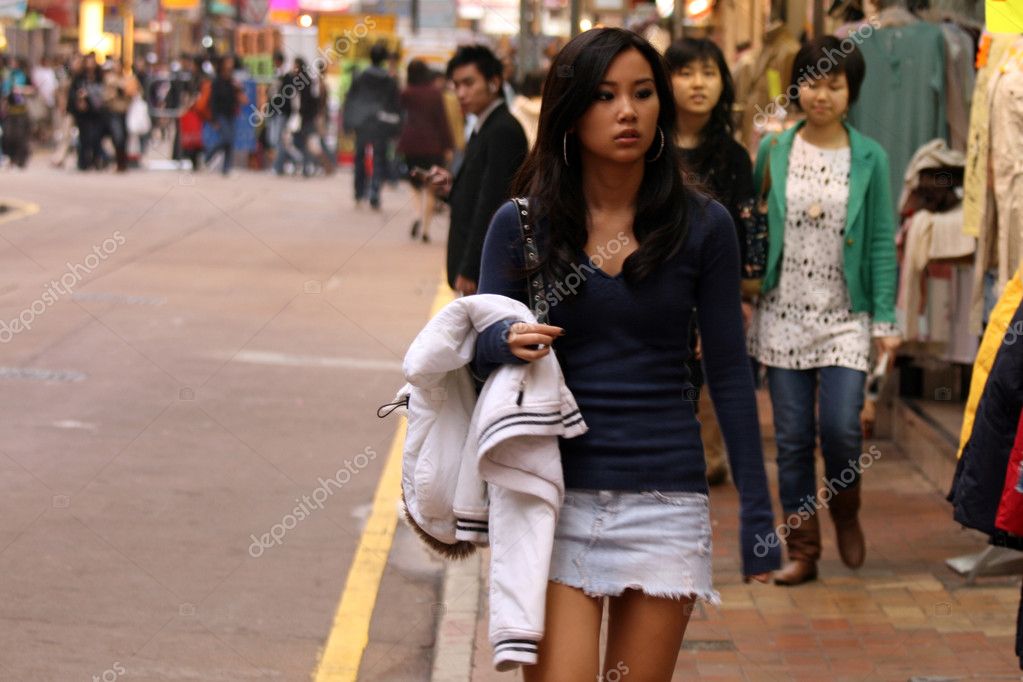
428, 45, 528, 295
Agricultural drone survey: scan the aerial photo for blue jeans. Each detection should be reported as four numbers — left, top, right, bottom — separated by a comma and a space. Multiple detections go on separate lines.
353, 129, 388, 205
270, 115, 297, 175
292, 120, 317, 177
205, 116, 235, 175
767, 365, 866, 513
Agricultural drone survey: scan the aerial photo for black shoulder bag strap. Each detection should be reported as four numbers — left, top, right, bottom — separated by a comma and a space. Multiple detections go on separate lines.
511, 197, 548, 324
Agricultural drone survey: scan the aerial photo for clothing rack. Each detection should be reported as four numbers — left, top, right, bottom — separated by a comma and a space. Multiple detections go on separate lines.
946, 546, 1023, 585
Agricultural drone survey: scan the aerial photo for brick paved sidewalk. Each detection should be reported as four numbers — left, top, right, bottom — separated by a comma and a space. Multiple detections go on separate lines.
469, 392, 1022, 681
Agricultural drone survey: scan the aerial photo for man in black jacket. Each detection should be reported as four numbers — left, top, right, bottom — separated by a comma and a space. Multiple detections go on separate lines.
342, 42, 400, 209
427, 45, 527, 295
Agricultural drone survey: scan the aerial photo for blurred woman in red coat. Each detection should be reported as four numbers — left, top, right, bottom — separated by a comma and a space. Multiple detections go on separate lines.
398, 59, 454, 243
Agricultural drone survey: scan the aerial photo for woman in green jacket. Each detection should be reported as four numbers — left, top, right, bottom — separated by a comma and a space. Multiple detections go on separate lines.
748, 37, 901, 586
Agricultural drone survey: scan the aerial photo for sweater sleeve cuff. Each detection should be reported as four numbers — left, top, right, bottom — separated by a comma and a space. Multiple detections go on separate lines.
472, 318, 526, 379
871, 320, 901, 338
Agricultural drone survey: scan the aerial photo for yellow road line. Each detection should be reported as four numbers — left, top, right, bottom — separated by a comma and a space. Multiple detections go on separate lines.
0, 199, 40, 226
313, 278, 455, 682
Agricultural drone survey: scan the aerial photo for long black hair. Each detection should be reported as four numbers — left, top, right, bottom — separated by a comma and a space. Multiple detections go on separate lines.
512, 28, 691, 284
663, 38, 736, 175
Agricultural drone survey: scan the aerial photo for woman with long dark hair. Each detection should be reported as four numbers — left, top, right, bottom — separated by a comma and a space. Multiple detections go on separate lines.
665, 37, 757, 488
473, 28, 779, 680
664, 38, 752, 240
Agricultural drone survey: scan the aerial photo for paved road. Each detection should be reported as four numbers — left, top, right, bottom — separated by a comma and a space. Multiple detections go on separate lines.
0, 163, 444, 681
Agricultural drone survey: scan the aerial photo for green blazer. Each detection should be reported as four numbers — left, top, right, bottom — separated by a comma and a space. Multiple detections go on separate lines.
752, 121, 897, 325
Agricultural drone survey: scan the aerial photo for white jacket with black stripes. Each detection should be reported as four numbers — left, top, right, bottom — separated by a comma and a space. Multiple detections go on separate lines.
390, 293, 586, 671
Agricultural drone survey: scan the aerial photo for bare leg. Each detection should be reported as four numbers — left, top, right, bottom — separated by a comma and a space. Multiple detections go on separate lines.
603, 589, 694, 681
421, 187, 436, 240
523, 581, 602, 682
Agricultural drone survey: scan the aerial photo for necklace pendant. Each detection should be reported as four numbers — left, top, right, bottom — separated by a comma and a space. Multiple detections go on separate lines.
808, 203, 823, 219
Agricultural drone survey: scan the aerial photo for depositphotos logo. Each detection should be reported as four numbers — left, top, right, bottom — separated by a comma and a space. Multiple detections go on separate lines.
248, 446, 378, 557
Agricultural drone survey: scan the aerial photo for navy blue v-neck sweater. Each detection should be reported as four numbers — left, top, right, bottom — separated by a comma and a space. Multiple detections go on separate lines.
472, 193, 781, 576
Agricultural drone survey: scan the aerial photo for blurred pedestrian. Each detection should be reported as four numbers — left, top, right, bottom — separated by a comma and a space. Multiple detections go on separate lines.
665, 37, 756, 487
341, 41, 400, 208
69, 53, 106, 170
472, 28, 778, 679
31, 56, 58, 142
433, 68, 465, 164
50, 55, 79, 168
269, 52, 299, 176
204, 55, 245, 176
312, 61, 336, 175
748, 37, 901, 586
291, 57, 321, 177
510, 68, 544, 148
398, 59, 453, 242
426, 44, 527, 295
103, 58, 139, 172
1, 57, 32, 168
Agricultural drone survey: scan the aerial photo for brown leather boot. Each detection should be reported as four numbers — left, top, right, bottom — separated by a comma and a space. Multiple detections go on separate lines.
829, 482, 866, 568
774, 512, 821, 586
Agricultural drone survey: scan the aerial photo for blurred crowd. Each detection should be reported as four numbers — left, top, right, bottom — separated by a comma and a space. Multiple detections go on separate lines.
0, 41, 548, 182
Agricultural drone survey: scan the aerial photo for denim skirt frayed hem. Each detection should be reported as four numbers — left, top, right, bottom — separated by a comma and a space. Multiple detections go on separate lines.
547, 489, 721, 606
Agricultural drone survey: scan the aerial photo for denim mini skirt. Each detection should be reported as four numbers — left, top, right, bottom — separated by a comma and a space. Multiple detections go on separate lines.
548, 489, 720, 605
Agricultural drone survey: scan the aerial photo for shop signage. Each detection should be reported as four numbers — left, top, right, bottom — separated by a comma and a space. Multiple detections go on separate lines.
134, 0, 159, 23
209, 0, 236, 15
0, 0, 28, 19
268, 0, 297, 23
298, 0, 350, 10
317, 13, 395, 49
240, 0, 268, 22
161, 0, 200, 10
987, 0, 1023, 33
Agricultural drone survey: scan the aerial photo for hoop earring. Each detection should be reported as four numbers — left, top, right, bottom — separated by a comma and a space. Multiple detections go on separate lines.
562, 132, 570, 167
647, 126, 665, 162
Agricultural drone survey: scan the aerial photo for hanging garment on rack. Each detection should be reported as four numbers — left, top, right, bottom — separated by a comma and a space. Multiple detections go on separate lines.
1018, 582, 1023, 670
736, 23, 800, 151
948, 276, 1023, 537
848, 21, 948, 215
996, 411, 1023, 538
940, 22, 978, 152
988, 56, 1023, 295
945, 264, 981, 364
898, 207, 975, 340
954, 267, 1023, 462
962, 33, 1019, 238
897, 138, 965, 212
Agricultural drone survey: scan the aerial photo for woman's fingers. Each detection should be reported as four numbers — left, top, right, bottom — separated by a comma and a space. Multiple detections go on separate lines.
511, 346, 552, 362
510, 332, 556, 348
510, 322, 564, 335
507, 323, 564, 362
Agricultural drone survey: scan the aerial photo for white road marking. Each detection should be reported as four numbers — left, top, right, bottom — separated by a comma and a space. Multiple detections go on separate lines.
227, 350, 403, 372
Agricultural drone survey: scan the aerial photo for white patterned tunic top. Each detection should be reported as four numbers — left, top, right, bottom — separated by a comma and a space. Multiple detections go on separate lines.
748, 134, 899, 373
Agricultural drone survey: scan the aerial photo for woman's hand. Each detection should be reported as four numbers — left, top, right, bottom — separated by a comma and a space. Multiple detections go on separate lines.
453, 275, 477, 296
507, 321, 565, 362
427, 165, 452, 197
874, 336, 901, 365
741, 301, 754, 332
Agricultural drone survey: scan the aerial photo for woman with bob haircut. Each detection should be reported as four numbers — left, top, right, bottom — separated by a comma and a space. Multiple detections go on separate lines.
748, 36, 901, 586
472, 28, 780, 680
